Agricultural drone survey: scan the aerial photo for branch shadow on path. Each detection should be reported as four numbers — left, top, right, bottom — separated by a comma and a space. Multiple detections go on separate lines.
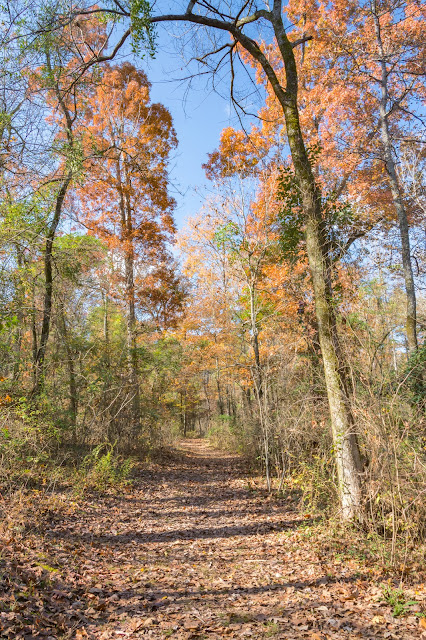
47, 516, 316, 546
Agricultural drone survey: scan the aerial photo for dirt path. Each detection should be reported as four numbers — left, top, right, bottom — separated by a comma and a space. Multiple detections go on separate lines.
1, 439, 425, 639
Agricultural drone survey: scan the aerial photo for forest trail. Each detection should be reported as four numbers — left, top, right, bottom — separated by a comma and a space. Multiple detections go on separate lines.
1, 439, 425, 640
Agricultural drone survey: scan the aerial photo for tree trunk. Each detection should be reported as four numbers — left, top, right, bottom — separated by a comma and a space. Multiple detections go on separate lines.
372, 2, 418, 354
32, 174, 72, 395
116, 155, 141, 430
12, 245, 24, 381
125, 251, 140, 428
215, 357, 225, 415
102, 292, 114, 440
103, 292, 110, 364
183, 392, 187, 436
249, 281, 263, 399
31, 282, 38, 387
270, 7, 363, 518
305, 215, 363, 516
202, 379, 212, 427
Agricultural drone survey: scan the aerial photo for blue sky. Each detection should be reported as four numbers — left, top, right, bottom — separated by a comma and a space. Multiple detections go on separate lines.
134, 28, 261, 230
142, 49, 235, 229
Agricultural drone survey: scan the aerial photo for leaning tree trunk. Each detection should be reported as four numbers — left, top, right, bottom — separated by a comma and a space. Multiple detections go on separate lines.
305, 213, 363, 517
262, 5, 363, 518
151, 0, 363, 517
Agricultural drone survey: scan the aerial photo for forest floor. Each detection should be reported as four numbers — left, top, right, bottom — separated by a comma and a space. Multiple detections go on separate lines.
1, 439, 426, 640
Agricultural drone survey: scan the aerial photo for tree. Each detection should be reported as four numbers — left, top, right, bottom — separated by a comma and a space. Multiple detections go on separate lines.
151, 1, 364, 518
305, 0, 425, 355
36, 0, 362, 518
77, 62, 178, 429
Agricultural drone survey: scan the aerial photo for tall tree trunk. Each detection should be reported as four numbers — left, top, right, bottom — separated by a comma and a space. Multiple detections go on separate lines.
215, 357, 225, 414
182, 391, 187, 436
372, 2, 418, 354
13, 245, 24, 381
31, 281, 38, 387
202, 379, 212, 428
305, 215, 363, 516
103, 292, 110, 368
116, 155, 140, 429
243, 386, 254, 420
248, 280, 270, 486
269, 5, 363, 518
102, 292, 113, 440
249, 281, 263, 399
125, 250, 140, 427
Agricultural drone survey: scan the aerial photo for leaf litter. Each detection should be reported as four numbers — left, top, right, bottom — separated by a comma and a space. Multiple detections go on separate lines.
1, 439, 425, 639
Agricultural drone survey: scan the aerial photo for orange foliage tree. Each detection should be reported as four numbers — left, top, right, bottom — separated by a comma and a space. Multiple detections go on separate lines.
229, 0, 425, 350
178, 174, 311, 478
198, 0, 424, 514
77, 62, 179, 428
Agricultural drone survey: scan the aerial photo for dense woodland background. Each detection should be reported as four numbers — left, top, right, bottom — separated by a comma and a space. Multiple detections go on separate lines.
0, 0, 425, 564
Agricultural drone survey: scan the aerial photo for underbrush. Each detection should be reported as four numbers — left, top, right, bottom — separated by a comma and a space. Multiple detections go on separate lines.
0, 406, 137, 491
0, 406, 139, 541
206, 388, 426, 571
305, 516, 426, 583
207, 415, 258, 458
0, 402, 64, 491
207, 417, 241, 452
76, 442, 134, 491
